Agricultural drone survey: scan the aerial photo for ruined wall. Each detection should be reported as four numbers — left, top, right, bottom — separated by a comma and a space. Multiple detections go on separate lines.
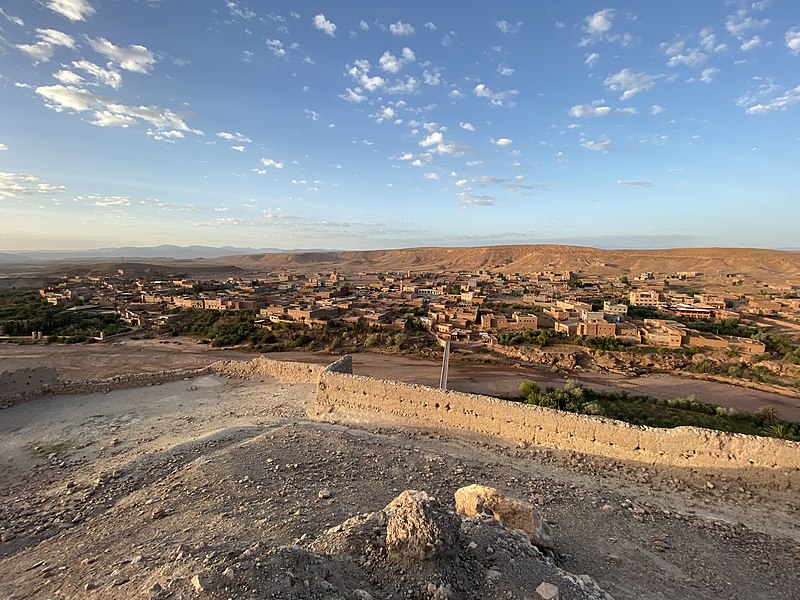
0, 366, 59, 395
210, 356, 325, 384
0, 367, 210, 410
316, 371, 800, 472
323, 354, 353, 374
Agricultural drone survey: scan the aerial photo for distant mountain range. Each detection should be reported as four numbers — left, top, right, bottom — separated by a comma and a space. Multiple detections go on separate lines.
0, 245, 327, 263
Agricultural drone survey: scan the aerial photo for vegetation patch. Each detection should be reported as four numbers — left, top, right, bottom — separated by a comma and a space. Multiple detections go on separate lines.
507, 380, 800, 441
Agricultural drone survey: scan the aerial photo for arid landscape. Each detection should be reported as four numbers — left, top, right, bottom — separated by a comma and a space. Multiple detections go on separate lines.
1, 364, 799, 599
2, 243, 800, 599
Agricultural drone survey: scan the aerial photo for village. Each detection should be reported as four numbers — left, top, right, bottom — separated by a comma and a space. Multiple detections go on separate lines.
31, 263, 800, 360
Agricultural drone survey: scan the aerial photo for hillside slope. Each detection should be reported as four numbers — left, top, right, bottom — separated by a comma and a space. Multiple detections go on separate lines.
218, 245, 800, 280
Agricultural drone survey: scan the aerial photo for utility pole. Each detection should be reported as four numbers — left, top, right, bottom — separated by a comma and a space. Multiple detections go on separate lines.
439, 338, 450, 390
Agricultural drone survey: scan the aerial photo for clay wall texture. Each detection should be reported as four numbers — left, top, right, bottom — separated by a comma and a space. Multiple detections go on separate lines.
210, 356, 326, 384
315, 370, 799, 472
0, 366, 58, 395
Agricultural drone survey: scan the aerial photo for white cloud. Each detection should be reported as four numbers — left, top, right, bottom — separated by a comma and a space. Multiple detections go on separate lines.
340, 87, 367, 103
447, 89, 464, 99
242, 50, 254, 63
459, 191, 495, 206
313, 14, 336, 37
0, 8, 24, 26
492, 137, 513, 147
72, 60, 122, 89
0, 171, 67, 200
231, 145, 245, 152
260, 157, 285, 169
740, 36, 762, 51
585, 9, 613, 35
616, 179, 651, 187
378, 47, 415, 73
473, 83, 519, 107
497, 65, 514, 76
266, 39, 286, 58
419, 131, 459, 155
725, 10, 769, 39
663, 44, 707, 68
359, 20, 369, 31
54, 69, 83, 85
423, 69, 442, 86
786, 28, 800, 55
87, 37, 156, 73
0, 143, 6, 151
397, 152, 414, 161
580, 8, 614, 45
738, 82, 800, 115
700, 67, 719, 83
580, 138, 611, 153
226, 1, 256, 20
604, 68, 657, 100
699, 27, 727, 54
387, 76, 419, 94
389, 21, 415, 36
585, 52, 600, 68
346, 59, 385, 92
17, 28, 75, 62
36, 84, 201, 135
91, 110, 136, 127
424, 22, 436, 31
495, 20, 522, 34
91, 195, 130, 207
423, 172, 439, 180
47, 0, 95, 22
217, 131, 251, 143
459, 122, 476, 131
568, 102, 611, 118
651, 104, 665, 114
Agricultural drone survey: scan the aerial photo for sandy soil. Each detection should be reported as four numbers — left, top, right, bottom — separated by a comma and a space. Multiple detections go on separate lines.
0, 376, 798, 599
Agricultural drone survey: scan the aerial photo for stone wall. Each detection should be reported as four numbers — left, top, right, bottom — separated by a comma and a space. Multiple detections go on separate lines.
315, 371, 800, 473
0, 367, 210, 410
210, 356, 326, 384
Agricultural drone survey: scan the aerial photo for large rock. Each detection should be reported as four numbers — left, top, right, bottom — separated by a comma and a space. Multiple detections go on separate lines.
384, 490, 460, 562
455, 484, 552, 546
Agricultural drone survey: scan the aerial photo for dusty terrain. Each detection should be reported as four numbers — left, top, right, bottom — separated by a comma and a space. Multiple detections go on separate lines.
3, 339, 797, 420
1, 371, 798, 599
216, 245, 800, 280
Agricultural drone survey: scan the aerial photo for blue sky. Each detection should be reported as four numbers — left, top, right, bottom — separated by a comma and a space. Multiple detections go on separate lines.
1, 0, 799, 251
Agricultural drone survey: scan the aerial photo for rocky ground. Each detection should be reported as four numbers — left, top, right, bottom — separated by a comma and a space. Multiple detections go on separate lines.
1, 375, 798, 599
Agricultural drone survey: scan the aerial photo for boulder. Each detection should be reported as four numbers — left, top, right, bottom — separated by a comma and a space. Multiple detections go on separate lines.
384, 490, 460, 562
454, 484, 552, 546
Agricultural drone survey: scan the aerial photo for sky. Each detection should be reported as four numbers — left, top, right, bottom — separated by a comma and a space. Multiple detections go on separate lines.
1, 0, 799, 251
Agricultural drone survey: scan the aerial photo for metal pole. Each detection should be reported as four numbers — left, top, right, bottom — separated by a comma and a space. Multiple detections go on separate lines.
439, 339, 450, 390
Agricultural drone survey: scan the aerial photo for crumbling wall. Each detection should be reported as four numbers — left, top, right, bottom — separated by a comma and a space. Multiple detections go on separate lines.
210, 356, 325, 384
315, 371, 800, 472
0, 367, 210, 410
0, 366, 58, 395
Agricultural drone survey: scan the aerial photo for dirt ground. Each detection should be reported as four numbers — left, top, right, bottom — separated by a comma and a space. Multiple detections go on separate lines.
0, 374, 798, 599
2, 338, 799, 420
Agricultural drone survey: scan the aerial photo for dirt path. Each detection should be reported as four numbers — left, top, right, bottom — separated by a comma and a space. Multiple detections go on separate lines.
0, 377, 797, 599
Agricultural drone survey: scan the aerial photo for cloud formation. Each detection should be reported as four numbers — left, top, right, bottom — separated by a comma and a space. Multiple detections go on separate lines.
604, 68, 657, 100
17, 28, 75, 62
47, 0, 95, 22
87, 37, 157, 73
313, 14, 336, 37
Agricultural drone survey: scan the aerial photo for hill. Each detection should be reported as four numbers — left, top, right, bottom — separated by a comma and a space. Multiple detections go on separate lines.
218, 245, 800, 280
